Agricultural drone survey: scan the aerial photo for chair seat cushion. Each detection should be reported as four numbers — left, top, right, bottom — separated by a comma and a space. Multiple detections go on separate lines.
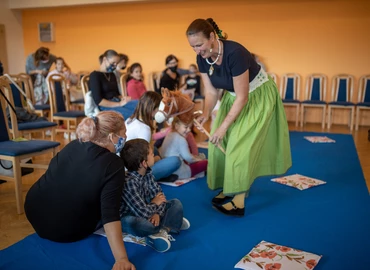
328, 101, 355, 106
34, 104, 50, 110
356, 102, 370, 107
0, 140, 60, 157
54, 111, 85, 118
302, 100, 327, 105
71, 99, 85, 104
18, 121, 57, 131
283, 99, 300, 103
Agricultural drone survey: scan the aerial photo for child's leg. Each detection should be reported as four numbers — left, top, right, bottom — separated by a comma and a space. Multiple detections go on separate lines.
186, 132, 198, 155
121, 215, 160, 237
152, 156, 181, 180
189, 160, 208, 177
160, 199, 184, 234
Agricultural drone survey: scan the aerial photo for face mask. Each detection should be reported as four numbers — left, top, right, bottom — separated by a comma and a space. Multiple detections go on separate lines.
106, 64, 116, 73
169, 65, 178, 73
111, 135, 126, 154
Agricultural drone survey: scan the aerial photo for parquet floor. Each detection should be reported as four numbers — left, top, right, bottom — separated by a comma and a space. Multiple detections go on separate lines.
0, 123, 369, 250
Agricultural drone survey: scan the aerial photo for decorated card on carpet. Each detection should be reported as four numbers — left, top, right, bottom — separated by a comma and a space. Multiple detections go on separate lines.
159, 177, 196, 187
235, 241, 322, 270
271, 174, 326, 190
94, 227, 146, 246
304, 136, 335, 143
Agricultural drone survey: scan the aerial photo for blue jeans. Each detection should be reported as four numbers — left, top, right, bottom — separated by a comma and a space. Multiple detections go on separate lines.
99, 99, 139, 120
121, 199, 184, 237
152, 156, 181, 180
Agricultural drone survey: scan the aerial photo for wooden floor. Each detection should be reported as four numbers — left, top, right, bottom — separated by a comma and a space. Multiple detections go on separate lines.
0, 123, 369, 251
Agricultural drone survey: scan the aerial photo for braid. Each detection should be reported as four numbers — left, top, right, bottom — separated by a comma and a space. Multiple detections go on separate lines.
206, 18, 228, 39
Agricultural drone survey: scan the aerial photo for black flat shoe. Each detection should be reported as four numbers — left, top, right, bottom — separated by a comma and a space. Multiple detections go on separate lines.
213, 201, 245, 217
211, 190, 233, 205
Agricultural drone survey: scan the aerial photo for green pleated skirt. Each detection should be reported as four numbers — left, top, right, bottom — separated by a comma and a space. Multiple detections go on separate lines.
208, 77, 292, 195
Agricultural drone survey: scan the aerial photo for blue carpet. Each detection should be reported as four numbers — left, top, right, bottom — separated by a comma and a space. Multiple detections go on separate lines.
1, 131, 370, 270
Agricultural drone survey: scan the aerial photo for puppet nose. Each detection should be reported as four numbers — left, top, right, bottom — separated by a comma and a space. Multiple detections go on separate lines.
155, 112, 166, 123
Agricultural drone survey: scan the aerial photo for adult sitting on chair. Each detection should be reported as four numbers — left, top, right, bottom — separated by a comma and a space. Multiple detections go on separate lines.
25, 111, 135, 270
89, 50, 138, 120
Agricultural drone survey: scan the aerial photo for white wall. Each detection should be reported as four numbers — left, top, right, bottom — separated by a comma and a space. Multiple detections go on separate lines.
9, 0, 151, 9
0, 0, 24, 73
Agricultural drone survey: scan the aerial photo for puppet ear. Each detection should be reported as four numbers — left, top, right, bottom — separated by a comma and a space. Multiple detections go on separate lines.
161, 88, 170, 98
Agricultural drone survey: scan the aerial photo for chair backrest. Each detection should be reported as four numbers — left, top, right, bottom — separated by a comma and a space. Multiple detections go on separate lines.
358, 74, 370, 103
81, 74, 90, 98
331, 74, 354, 102
147, 71, 162, 91
18, 73, 35, 104
267, 72, 278, 84
0, 76, 18, 141
305, 74, 327, 101
119, 73, 129, 97
9, 75, 25, 108
280, 73, 301, 100
47, 74, 69, 116
76, 71, 90, 89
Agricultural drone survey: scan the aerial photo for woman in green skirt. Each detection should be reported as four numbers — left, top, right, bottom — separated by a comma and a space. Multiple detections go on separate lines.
186, 18, 292, 217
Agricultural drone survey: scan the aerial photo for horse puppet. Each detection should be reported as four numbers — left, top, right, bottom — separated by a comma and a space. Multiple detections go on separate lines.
154, 88, 226, 154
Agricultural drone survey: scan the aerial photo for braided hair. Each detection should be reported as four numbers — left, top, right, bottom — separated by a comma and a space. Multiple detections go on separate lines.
186, 18, 228, 40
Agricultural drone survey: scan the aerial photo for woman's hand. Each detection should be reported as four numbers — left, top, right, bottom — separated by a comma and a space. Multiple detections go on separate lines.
119, 96, 131, 106
195, 113, 209, 129
149, 214, 160, 227
209, 126, 227, 146
112, 258, 136, 270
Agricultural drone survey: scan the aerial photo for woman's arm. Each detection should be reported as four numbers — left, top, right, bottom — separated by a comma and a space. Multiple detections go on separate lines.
210, 70, 250, 145
104, 221, 135, 270
198, 73, 220, 125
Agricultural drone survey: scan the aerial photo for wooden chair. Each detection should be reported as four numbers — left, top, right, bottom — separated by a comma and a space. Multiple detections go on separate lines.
355, 74, 370, 130
301, 74, 328, 129
2, 75, 57, 141
47, 74, 85, 140
327, 74, 355, 130
0, 77, 60, 214
267, 72, 278, 85
280, 73, 301, 126
119, 73, 129, 97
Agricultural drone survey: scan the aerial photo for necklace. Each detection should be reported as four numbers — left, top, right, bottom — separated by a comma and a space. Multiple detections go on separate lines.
205, 39, 221, 76
103, 73, 111, 81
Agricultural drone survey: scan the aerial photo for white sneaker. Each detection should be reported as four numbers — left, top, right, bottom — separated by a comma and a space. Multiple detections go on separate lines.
146, 229, 174, 253
180, 218, 190, 230
70, 132, 77, 140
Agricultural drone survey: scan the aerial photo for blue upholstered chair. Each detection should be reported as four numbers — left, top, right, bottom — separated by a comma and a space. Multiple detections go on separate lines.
355, 74, 370, 130
7, 75, 57, 140
301, 74, 328, 129
0, 76, 60, 214
17, 73, 50, 117
327, 74, 355, 130
280, 73, 301, 126
47, 74, 85, 141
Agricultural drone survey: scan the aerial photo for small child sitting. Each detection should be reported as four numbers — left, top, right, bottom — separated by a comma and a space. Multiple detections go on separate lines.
159, 117, 208, 179
120, 139, 190, 252
126, 63, 147, 100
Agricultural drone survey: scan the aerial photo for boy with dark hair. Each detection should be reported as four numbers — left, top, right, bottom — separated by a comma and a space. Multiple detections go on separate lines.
120, 139, 190, 252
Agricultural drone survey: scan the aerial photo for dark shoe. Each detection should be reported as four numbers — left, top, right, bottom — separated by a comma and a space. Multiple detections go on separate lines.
211, 190, 233, 205
158, 174, 178, 182
213, 201, 245, 217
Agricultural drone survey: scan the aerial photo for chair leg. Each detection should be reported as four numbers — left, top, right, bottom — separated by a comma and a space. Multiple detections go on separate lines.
295, 105, 299, 127
300, 105, 304, 128
51, 127, 55, 141
13, 157, 24, 214
322, 106, 326, 129
327, 107, 332, 129
350, 107, 354, 131
355, 107, 360, 131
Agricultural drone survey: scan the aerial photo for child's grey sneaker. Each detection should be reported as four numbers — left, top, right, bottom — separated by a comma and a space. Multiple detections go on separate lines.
180, 217, 190, 230
146, 229, 171, 252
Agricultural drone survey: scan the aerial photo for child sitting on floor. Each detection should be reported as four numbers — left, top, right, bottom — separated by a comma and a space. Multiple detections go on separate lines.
159, 117, 208, 179
120, 139, 190, 252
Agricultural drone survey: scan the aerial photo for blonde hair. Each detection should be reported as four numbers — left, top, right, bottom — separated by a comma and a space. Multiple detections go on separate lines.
76, 111, 125, 147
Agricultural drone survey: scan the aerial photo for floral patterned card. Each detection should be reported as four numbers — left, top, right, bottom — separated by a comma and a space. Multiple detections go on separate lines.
159, 177, 196, 187
304, 136, 335, 143
94, 227, 146, 246
271, 174, 326, 191
235, 241, 322, 270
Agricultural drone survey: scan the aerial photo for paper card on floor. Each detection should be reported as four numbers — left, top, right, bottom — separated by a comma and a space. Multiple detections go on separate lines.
304, 136, 336, 143
271, 174, 326, 190
196, 141, 209, 149
235, 240, 322, 270
94, 227, 146, 246
159, 177, 196, 187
